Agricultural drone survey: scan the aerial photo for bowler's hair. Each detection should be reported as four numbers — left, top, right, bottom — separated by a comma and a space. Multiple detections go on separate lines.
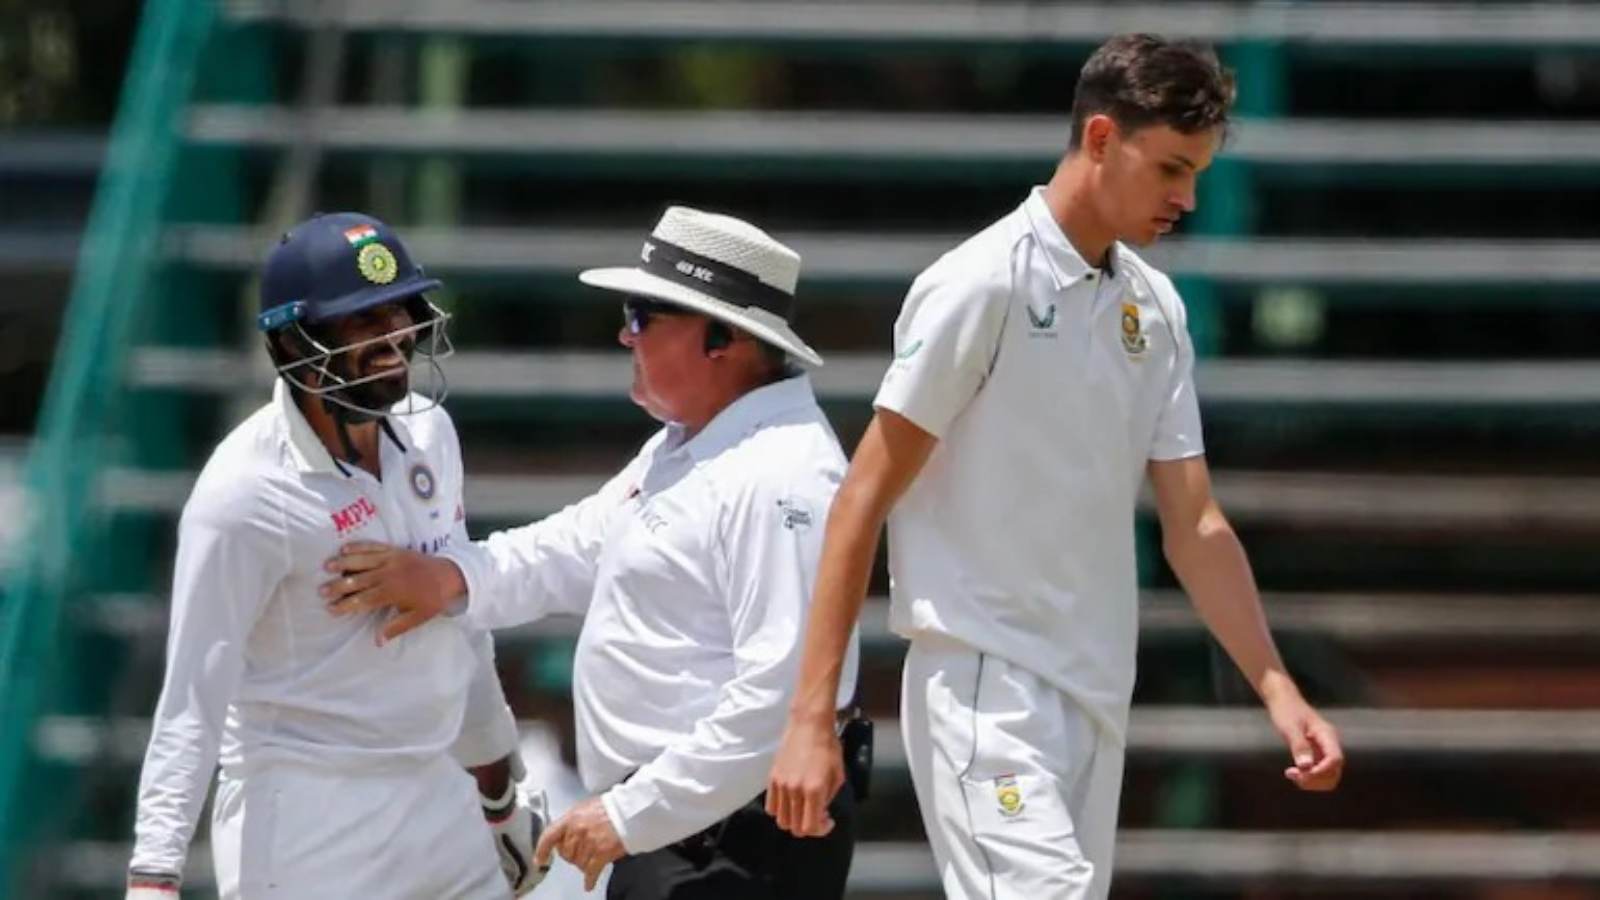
1068, 34, 1236, 150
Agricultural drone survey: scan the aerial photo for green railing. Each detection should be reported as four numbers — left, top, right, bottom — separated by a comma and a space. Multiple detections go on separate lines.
0, 0, 218, 892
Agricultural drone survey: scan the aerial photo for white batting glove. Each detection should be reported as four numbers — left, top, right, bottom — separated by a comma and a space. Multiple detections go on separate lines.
126, 868, 180, 899
483, 780, 550, 896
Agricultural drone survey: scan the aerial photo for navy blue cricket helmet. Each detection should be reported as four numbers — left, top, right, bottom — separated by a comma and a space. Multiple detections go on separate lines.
258, 212, 440, 331
257, 212, 453, 419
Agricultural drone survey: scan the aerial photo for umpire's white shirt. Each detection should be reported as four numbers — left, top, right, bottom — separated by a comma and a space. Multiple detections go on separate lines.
130, 381, 517, 876
875, 187, 1205, 743
441, 374, 857, 854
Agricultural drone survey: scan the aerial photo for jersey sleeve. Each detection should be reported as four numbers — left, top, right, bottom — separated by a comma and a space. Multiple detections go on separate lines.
450, 628, 520, 768
129, 484, 287, 878
1148, 285, 1206, 461
872, 265, 1010, 438
441, 455, 641, 631
437, 417, 520, 769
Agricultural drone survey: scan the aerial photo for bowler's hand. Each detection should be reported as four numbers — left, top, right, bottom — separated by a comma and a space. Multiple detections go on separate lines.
534, 796, 625, 892
765, 713, 842, 837
321, 541, 465, 642
1268, 693, 1345, 792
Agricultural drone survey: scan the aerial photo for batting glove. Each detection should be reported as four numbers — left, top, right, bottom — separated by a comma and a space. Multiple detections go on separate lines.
483, 780, 550, 896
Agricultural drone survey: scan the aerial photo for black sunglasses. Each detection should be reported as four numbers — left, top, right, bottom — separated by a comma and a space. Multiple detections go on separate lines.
622, 296, 692, 335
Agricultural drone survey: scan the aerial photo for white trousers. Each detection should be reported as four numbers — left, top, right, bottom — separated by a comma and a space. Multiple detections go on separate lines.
210, 754, 510, 900
901, 635, 1125, 900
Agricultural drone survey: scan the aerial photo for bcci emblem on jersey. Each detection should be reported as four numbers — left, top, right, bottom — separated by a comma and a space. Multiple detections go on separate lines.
409, 462, 436, 501
1120, 301, 1148, 357
994, 774, 1025, 818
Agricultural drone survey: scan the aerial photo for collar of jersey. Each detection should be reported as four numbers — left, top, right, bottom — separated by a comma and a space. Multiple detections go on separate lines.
274, 379, 412, 475
1021, 186, 1122, 292
669, 373, 817, 463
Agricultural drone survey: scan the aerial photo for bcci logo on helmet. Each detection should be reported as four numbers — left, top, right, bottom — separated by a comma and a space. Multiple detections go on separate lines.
357, 243, 399, 285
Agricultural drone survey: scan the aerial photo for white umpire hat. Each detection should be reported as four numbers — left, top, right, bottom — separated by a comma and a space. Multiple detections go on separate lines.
579, 206, 824, 367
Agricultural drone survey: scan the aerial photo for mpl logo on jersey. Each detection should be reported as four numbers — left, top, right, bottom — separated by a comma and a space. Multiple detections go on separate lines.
330, 497, 378, 536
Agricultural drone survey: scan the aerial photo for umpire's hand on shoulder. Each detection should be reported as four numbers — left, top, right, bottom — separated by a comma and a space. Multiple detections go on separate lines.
321, 540, 466, 642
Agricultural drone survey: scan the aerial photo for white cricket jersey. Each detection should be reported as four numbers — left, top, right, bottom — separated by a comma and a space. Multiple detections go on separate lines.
440, 374, 858, 854
130, 380, 518, 877
874, 187, 1205, 743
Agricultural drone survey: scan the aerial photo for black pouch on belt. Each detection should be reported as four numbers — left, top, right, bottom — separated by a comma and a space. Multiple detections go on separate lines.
839, 706, 873, 802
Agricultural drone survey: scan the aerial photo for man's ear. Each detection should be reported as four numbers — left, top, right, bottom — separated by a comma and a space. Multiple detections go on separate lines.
703, 320, 733, 356
1083, 114, 1117, 162
266, 328, 328, 388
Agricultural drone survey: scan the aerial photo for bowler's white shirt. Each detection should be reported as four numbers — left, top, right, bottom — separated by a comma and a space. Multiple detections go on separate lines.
875, 187, 1205, 743
441, 374, 857, 854
130, 381, 518, 876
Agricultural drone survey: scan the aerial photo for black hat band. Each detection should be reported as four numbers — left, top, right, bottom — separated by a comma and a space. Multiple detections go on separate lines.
639, 237, 795, 321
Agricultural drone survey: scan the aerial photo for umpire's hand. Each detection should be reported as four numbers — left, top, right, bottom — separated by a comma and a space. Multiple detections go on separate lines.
321, 541, 466, 641
535, 796, 626, 892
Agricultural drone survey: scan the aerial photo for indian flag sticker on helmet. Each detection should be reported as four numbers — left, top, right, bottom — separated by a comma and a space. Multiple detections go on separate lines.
344, 223, 379, 247
357, 243, 398, 285
409, 463, 436, 501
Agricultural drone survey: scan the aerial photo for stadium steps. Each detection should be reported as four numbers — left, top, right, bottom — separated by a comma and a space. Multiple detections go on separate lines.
78, 590, 1600, 647
38, 707, 1600, 769
159, 225, 1600, 286
186, 105, 1600, 170
224, 0, 1600, 46
130, 347, 1600, 408
52, 828, 1600, 893
0, 132, 104, 273
94, 464, 1600, 534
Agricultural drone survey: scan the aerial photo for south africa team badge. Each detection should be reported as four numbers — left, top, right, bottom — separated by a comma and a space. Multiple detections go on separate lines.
1120, 301, 1148, 357
357, 242, 398, 285
994, 774, 1024, 817
409, 462, 436, 501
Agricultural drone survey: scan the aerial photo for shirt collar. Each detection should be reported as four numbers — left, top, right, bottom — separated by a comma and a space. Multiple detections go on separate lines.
275, 379, 410, 475
672, 374, 819, 463
1021, 186, 1122, 291
277, 379, 344, 475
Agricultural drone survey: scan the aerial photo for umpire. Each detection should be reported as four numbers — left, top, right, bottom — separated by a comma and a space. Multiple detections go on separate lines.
320, 207, 861, 899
